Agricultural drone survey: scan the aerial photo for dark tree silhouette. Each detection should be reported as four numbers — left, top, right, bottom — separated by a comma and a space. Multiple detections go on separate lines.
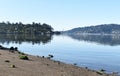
0, 22, 54, 34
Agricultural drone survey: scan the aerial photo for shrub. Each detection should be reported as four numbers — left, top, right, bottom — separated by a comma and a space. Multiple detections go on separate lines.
19, 55, 29, 60
14, 47, 18, 51
10, 47, 14, 50
48, 54, 54, 58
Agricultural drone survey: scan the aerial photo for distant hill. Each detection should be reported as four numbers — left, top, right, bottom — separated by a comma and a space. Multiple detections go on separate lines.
65, 24, 120, 35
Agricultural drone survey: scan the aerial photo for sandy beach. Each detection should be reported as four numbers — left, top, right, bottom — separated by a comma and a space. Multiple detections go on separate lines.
0, 49, 117, 76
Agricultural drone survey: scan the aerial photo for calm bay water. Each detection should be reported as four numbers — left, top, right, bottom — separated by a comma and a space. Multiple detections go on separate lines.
0, 34, 120, 73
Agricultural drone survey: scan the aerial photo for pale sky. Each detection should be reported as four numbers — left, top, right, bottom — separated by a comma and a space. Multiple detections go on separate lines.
0, 0, 120, 31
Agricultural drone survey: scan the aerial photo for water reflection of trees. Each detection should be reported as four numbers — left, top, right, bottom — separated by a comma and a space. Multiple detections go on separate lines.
0, 34, 53, 45
68, 34, 120, 46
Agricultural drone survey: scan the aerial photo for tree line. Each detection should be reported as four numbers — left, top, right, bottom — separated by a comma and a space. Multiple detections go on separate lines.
0, 21, 54, 34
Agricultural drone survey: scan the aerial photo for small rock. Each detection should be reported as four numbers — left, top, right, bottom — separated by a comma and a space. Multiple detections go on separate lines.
5, 60, 10, 63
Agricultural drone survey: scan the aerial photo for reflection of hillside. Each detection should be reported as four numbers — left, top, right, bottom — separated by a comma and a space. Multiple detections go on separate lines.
0, 34, 53, 45
68, 34, 120, 46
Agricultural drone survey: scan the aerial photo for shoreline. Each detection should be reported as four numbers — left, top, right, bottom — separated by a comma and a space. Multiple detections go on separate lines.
0, 46, 117, 76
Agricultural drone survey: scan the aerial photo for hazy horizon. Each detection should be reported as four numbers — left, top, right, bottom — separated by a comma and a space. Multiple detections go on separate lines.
0, 0, 120, 31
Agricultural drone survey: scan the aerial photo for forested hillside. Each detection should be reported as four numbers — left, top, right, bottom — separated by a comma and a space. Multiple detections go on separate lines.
0, 22, 54, 34
65, 24, 120, 35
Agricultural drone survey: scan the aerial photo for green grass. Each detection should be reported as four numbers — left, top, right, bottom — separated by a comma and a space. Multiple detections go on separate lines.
19, 55, 29, 60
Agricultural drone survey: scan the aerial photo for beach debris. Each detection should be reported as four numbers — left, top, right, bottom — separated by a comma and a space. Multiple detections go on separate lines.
46, 64, 49, 66
100, 69, 106, 72
10, 64, 16, 68
85, 67, 88, 69
48, 54, 54, 58
9, 47, 18, 53
42, 56, 45, 58
5, 60, 10, 63
46, 54, 54, 59
96, 71, 103, 75
73, 63, 77, 66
